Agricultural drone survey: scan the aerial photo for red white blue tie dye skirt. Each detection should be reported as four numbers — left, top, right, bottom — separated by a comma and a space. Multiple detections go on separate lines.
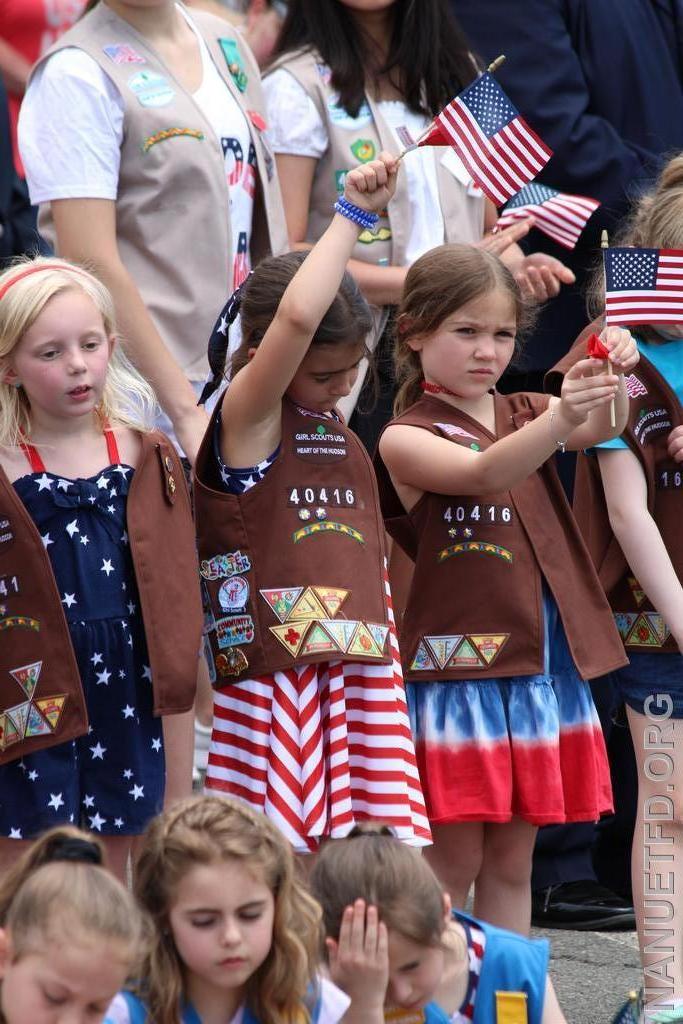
406, 592, 613, 825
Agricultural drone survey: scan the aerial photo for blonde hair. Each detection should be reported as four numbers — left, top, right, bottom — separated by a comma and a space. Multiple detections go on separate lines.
393, 244, 534, 415
0, 826, 145, 1021
0, 257, 157, 448
311, 827, 446, 948
134, 796, 322, 1024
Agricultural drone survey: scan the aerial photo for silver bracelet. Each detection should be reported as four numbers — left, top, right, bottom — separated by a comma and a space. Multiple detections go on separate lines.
549, 409, 568, 454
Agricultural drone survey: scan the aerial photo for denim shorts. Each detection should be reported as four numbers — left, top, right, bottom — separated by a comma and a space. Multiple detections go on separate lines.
610, 652, 683, 719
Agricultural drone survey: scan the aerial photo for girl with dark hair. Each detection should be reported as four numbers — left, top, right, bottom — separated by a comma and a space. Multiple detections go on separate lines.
265, 0, 574, 437
193, 154, 430, 852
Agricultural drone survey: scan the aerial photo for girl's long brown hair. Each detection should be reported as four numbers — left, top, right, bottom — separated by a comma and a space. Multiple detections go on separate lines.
133, 796, 322, 1024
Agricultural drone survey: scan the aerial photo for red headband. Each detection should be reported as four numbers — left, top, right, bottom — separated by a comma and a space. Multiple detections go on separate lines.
0, 264, 92, 301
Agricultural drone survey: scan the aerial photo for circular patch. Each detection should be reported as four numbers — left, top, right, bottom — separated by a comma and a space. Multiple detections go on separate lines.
218, 575, 249, 612
128, 70, 174, 108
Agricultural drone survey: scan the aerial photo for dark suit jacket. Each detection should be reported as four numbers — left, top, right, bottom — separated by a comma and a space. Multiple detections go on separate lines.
453, 0, 683, 367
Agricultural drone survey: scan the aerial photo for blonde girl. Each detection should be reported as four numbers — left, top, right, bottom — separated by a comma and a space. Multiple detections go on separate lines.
0, 824, 145, 1024
376, 243, 638, 934
105, 795, 350, 1024
310, 827, 567, 1024
0, 258, 203, 879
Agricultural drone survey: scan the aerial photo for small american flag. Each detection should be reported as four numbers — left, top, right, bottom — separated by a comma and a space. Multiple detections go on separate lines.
102, 43, 146, 65
418, 72, 552, 206
604, 247, 683, 326
624, 374, 648, 399
497, 183, 599, 249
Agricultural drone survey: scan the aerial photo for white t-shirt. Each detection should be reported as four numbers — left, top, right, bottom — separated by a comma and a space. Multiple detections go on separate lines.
19, 5, 254, 289
264, 67, 480, 267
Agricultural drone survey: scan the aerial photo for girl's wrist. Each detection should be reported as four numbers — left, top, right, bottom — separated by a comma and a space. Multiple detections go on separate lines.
335, 195, 379, 231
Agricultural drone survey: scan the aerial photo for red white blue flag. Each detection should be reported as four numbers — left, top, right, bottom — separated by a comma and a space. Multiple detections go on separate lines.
604, 247, 683, 326
417, 72, 553, 206
497, 183, 599, 250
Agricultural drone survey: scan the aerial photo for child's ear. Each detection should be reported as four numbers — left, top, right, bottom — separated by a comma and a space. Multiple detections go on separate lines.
1, 366, 18, 386
406, 335, 424, 353
441, 892, 452, 927
247, 347, 257, 362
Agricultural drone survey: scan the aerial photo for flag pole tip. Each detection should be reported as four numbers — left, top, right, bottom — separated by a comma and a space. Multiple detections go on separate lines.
488, 54, 506, 74
601, 229, 609, 249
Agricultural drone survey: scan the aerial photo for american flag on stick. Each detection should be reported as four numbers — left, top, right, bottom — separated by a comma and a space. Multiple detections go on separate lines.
497, 183, 600, 250
416, 71, 553, 206
604, 247, 683, 326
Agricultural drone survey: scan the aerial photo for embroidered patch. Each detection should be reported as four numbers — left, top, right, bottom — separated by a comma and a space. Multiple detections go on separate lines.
446, 637, 481, 669
218, 576, 249, 613
293, 425, 348, 462
287, 486, 357, 508
627, 577, 646, 607
358, 226, 392, 245
0, 615, 39, 632
128, 70, 175, 108
5, 701, 30, 739
469, 633, 509, 665
25, 704, 52, 738
410, 641, 436, 672
411, 633, 509, 670
103, 43, 146, 65
443, 503, 513, 526
350, 138, 376, 163
259, 587, 304, 623
247, 109, 267, 132
328, 96, 372, 130
614, 612, 638, 639
141, 127, 204, 153
300, 623, 339, 656
216, 648, 249, 677
10, 662, 42, 701
0, 713, 20, 750
219, 38, 248, 91
495, 991, 528, 1024
335, 170, 348, 194
0, 575, 19, 597
395, 126, 416, 149
437, 541, 513, 563
293, 522, 365, 544
215, 614, 255, 649
625, 612, 670, 647
289, 588, 328, 621
657, 465, 683, 489
366, 622, 389, 652
0, 517, 13, 548
625, 374, 648, 399
633, 406, 671, 447
270, 622, 310, 658
320, 618, 357, 653
434, 422, 480, 442
35, 695, 67, 731
312, 586, 349, 617
424, 635, 462, 670
347, 622, 382, 657
200, 550, 251, 581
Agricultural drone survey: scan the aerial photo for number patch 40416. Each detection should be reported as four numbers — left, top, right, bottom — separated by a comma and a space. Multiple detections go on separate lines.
0, 575, 19, 597
658, 468, 683, 490
287, 486, 356, 507
443, 503, 513, 524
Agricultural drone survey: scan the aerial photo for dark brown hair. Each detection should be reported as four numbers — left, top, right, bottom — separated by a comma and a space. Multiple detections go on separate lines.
230, 250, 373, 377
394, 244, 534, 415
310, 826, 446, 948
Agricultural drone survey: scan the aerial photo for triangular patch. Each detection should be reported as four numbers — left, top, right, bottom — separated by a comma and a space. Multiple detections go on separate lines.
348, 621, 382, 657
410, 640, 436, 671
25, 704, 52, 738
312, 586, 349, 618
0, 713, 20, 748
646, 613, 670, 644
10, 661, 42, 701
614, 612, 637, 639
627, 577, 647, 608
468, 634, 509, 666
320, 618, 357, 653
35, 695, 67, 731
626, 614, 661, 648
259, 587, 303, 623
446, 638, 483, 669
300, 622, 339, 656
367, 623, 389, 654
5, 701, 31, 738
270, 621, 311, 658
289, 588, 328, 621
425, 635, 461, 669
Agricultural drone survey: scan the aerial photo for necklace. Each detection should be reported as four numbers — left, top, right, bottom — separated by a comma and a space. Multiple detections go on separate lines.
421, 381, 459, 398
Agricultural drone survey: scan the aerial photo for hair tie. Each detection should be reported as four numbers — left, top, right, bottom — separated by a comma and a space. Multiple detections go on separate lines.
198, 274, 252, 406
47, 836, 102, 866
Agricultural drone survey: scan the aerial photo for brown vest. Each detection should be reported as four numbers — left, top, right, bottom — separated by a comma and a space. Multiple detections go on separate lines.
33, 4, 287, 382
557, 329, 683, 654
375, 394, 627, 682
193, 400, 392, 683
0, 431, 203, 765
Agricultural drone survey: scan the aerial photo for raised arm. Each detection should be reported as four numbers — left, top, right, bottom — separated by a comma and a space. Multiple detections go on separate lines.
598, 448, 683, 652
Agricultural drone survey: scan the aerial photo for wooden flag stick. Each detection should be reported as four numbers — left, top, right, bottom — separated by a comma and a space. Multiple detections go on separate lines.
601, 229, 616, 428
397, 54, 506, 162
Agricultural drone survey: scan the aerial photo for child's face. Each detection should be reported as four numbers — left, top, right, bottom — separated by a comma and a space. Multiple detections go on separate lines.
0, 931, 129, 1024
286, 340, 365, 413
385, 930, 445, 1011
409, 289, 517, 400
168, 858, 275, 1006
7, 290, 113, 425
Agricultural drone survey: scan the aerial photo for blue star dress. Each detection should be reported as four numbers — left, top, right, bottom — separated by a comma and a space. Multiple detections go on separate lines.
0, 431, 164, 839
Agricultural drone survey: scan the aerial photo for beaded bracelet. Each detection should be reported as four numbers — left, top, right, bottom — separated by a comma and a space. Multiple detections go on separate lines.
334, 196, 379, 231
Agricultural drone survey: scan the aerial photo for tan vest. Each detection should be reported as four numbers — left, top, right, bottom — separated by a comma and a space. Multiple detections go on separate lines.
34, 4, 287, 381
375, 394, 627, 682
0, 431, 203, 765
193, 400, 392, 683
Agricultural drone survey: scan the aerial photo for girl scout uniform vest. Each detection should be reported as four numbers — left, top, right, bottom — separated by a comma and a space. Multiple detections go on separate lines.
193, 400, 392, 684
558, 321, 683, 655
0, 432, 204, 765
375, 393, 627, 682
32, 4, 288, 382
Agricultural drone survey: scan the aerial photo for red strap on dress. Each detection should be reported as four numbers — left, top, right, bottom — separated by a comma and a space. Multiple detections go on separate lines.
19, 426, 121, 472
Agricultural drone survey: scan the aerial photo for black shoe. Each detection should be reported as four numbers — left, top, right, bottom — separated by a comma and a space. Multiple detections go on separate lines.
531, 880, 636, 931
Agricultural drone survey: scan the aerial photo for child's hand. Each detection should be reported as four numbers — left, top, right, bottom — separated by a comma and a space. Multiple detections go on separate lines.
326, 900, 388, 1009
344, 153, 398, 215
559, 358, 619, 426
668, 425, 683, 464
598, 326, 639, 372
